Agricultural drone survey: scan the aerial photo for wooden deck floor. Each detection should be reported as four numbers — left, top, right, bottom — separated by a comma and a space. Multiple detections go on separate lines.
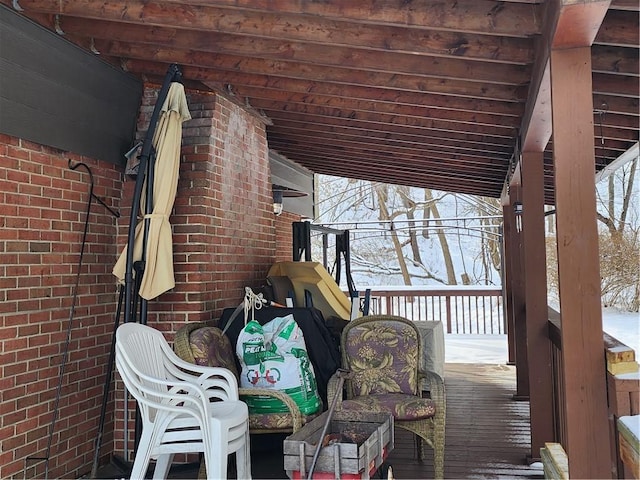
94, 363, 544, 479
388, 363, 542, 479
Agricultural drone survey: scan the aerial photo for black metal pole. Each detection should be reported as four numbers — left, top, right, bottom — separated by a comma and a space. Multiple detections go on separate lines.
123, 63, 180, 326
90, 285, 125, 479
117, 62, 182, 469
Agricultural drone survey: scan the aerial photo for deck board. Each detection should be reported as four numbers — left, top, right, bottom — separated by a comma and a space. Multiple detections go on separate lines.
385, 363, 542, 479
94, 363, 544, 479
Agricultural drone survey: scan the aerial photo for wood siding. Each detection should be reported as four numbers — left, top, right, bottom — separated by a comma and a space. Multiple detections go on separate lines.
0, 4, 141, 165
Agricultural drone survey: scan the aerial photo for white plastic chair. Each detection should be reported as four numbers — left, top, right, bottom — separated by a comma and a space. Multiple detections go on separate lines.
115, 322, 251, 479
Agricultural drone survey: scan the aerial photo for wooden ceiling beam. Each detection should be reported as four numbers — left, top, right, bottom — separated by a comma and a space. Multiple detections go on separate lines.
594, 9, 640, 47
596, 113, 639, 130
310, 166, 497, 198
216, 84, 521, 130
547, 125, 639, 143
56, 14, 534, 64
6, 0, 634, 202
122, 58, 526, 104
126, 61, 523, 116
87, 36, 530, 86
592, 73, 640, 97
253, 100, 519, 137
158, 0, 542, 37
591, 45, 639, 76
269, 147, 506, 183
520, 0, 611, 154
591, 94, 639, 116
274, 158, 505, 197
11, 0, 541, 38
267, 123, 514, 157
264, 111, 517, 146
609, 0, 639, 11
266, 133, 510, 167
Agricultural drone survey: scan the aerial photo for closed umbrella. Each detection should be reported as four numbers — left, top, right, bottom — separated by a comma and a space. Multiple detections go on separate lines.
113, 82, 191, 300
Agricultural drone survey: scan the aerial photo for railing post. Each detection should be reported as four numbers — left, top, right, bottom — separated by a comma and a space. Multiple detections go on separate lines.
445, 295, 452, 333
521, 150, 554, 460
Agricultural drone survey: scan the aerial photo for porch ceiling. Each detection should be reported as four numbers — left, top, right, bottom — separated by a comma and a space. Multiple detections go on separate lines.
6, 0, 638, 203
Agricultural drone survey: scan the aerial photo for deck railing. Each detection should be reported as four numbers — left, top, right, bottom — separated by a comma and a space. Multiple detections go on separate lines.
547, 310, 567, 447
547, 308, 639, 478
355, 285, 505, 334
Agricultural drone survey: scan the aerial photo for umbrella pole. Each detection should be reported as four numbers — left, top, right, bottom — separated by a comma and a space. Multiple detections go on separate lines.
112, 63, 182, 472
123, 63, 181, 326
138, 149, 156, 326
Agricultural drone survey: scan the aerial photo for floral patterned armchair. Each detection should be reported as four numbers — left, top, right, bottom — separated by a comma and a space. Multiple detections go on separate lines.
327, 314, 446, 479
174, 321, 320, 434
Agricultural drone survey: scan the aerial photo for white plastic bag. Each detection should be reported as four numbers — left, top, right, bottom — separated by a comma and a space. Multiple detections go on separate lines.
236, 314, 321, 415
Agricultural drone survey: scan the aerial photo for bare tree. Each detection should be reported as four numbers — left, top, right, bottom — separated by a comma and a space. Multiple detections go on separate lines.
595, 158, 639, 311
424, 189, 458, 285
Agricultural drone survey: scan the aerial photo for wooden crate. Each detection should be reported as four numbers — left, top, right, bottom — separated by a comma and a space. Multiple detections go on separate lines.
284, 410, 393, 479
618, 415, 639, 479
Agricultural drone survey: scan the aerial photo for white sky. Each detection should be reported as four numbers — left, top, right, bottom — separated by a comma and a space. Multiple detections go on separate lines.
446, 307, 639, 363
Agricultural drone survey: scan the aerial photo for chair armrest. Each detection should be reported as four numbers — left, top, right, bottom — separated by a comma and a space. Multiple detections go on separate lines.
120, 363, 212, 419
419, 369, 446, 433
419, 370, 445, 406
239, 387, 305, 431
166, 356, 240, 400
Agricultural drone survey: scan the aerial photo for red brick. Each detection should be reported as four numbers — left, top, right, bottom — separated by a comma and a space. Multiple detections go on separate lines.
0, 84, 302, 478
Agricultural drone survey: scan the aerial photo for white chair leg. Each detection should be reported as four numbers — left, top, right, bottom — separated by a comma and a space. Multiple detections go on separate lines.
152, 453, 173, 480
235, 426, 252, 480
130, 430, 154, 480
204, 426, 228, 480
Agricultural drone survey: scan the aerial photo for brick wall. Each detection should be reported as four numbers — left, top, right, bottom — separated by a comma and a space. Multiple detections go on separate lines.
274, 212, 298, 263
0, 84, 303, 479
0, 135, 122, 480
112, 86, 304, 464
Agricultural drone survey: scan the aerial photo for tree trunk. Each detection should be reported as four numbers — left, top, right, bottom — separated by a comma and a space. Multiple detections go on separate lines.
425, 189, 457, 285
398, 186, 423, 264
376, 186, 412, 285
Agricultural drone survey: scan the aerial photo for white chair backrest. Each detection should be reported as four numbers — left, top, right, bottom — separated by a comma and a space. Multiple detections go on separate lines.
116, 323, 239, 407
116, 322, 173, 400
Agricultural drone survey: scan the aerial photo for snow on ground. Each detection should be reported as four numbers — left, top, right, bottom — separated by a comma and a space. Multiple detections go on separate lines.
602, 307, 640, 353
446, 307, 639, 364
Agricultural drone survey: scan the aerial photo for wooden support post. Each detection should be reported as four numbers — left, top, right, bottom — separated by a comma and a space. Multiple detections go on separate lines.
502, 201, 517, 365
521, 151, 555, 460
550, 46, 611, 479
507, 183, 530, 400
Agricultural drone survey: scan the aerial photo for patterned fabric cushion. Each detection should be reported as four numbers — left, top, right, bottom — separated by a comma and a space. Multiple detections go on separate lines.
344, 320, 419, 395
248, 410, 320, 430
189, 326, 239, 378
340, 394, 436, 420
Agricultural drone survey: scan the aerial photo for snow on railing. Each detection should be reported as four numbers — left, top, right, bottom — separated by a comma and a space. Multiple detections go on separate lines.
355, 285, 505, 334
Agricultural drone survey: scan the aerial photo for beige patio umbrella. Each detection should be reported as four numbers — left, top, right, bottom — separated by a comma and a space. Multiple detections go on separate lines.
113, 82, 191, 300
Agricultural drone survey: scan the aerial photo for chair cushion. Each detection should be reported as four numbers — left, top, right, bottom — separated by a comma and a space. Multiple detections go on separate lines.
340, 393, 436, 421
189, 326, 239, 378
248, 410, 320, 430
344, 320, 420, 395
